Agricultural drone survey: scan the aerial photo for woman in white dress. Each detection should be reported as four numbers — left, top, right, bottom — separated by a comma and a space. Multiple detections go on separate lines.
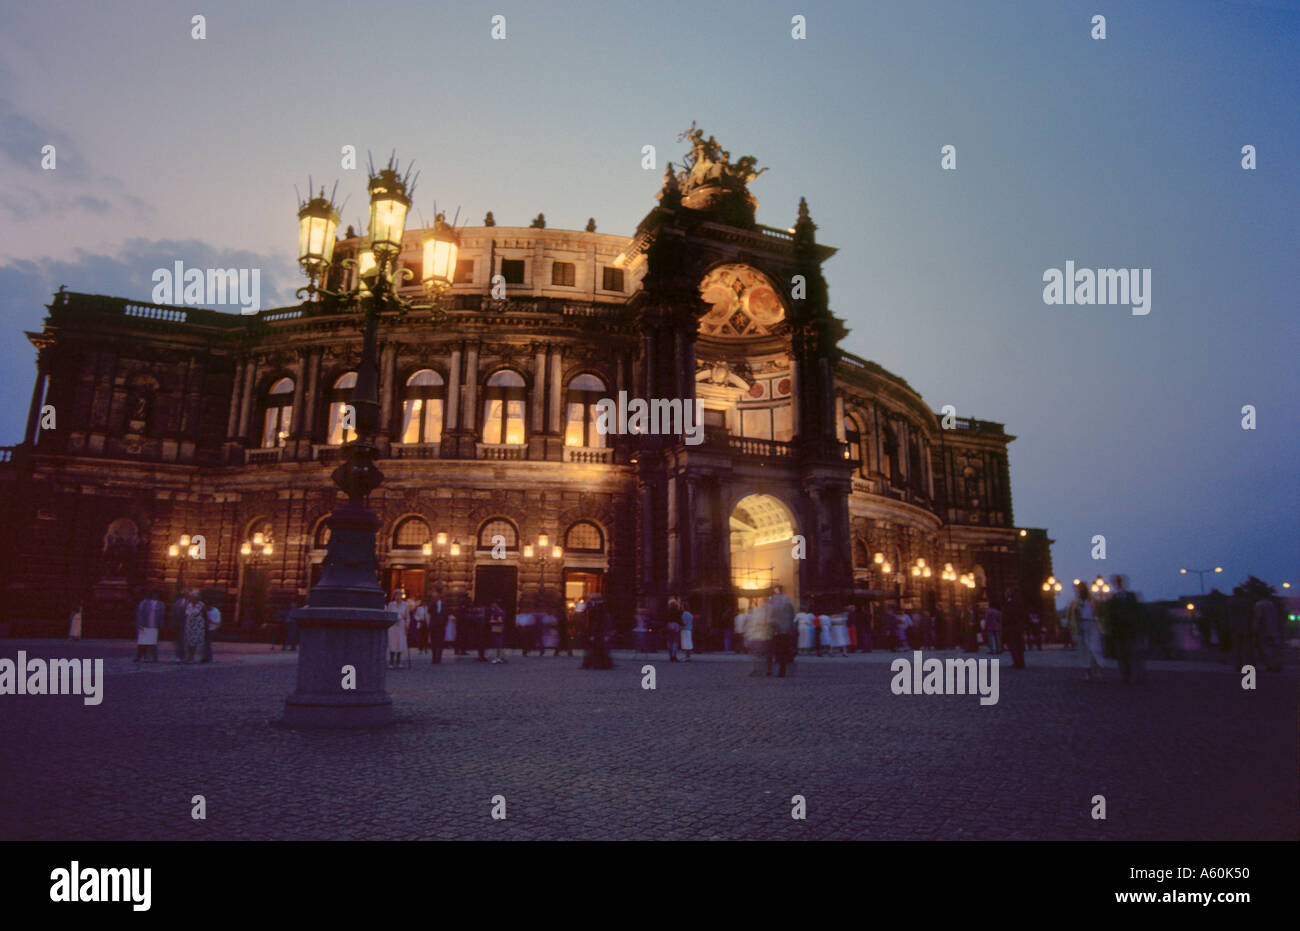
1070, 581, 1104, 681
818, 612, 833, 654
830, 612, 849, 656
386, 591, 409, 668
680, 607, 694, 660
796, 607, 815, 654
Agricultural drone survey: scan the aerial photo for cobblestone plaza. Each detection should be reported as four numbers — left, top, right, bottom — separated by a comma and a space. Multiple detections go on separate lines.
1, 641, 1293, 841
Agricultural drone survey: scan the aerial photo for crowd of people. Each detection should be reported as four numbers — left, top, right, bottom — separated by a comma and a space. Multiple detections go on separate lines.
112, 572, 1286, 680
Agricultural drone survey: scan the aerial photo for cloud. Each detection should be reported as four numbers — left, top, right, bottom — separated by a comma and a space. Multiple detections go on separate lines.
0, 96, 90, 181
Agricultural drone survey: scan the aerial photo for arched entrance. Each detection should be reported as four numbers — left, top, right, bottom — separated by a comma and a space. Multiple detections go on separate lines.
730, 493, 799, 608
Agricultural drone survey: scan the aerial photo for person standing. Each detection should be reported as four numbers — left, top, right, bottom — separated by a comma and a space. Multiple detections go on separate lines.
1069, 581, 1102, 681
830, 611, 849, 657
1106, 575, 1145, 684
665, 598, 682, 662
734, 605, 750, 654
580, 595, 614, 670
769, 587, 797, 676
795, 603, 815, 655
489, 601, 507, 664
386, 590, 409, 668
983, 604, 1001, 655
201, 593, 222, 664
517, 600, 537, 656
133, 590, 164, 663
67, 599, 84, 641
747, 597, 772, 677
411, 598, 429, 654
680, 601, 695, 661
1002, 589, 1027, 669
182, 591, 206, 664
428, 587, 447, 663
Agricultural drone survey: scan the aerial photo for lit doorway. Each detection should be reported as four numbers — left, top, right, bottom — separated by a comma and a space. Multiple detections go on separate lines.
730, 493, 798, 606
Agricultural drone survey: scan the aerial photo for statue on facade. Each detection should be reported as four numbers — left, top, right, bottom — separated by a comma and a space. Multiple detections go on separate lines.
672, 123, 766, 226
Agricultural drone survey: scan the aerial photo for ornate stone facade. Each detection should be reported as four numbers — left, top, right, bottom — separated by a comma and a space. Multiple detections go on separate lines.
0, 132, 1041, 641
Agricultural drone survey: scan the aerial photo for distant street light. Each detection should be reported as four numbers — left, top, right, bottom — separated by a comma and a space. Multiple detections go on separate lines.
1179, 566, 1222, 594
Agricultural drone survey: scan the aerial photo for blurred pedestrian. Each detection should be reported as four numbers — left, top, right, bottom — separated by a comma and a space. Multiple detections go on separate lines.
1106, 575, 1145, 684
428, 587, 447, 663
1002, 589, 1027, 669
769, 586, 797, 676
984, 604, 1001, 655
133, 589, 164, 663
665, 597, 682, 662
679, 600, 695, 661
580, 595, 614, 669
411, 598, 429, 653
1070, 581, 1102, 681
489, 601, 507, 664
67, 599, 84, 641
747, 597, 772, 677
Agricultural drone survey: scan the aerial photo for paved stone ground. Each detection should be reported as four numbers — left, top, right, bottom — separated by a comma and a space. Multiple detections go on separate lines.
0, 640, 1295, 840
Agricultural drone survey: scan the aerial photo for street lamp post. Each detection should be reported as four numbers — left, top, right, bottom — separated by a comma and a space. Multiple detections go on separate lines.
167, 535, 201, 597
283, 157, 455, 728
234, 532, 274, 630
1179, 566, 1223, 595
525, 535, 563, 594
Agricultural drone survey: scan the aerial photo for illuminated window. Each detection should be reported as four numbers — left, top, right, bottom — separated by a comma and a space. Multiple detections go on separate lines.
565, 521, 604, 553
565, 374, 606, 447
477, 518, 518, 551
392, 516, 431, 550
326, 372, 358, 445
482, 370, 526, 445
260, 378, 294, 449
401, 369, 444, 444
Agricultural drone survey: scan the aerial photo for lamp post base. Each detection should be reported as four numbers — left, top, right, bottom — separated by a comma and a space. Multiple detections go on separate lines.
281, 606, 397, 728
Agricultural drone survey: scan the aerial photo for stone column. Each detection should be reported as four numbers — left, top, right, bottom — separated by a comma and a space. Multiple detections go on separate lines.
225, 357, 245, 440
289, 351, 307, 440
378, 341, 397, 452
299, 348, 321, 444
462, 342, 479, 437
666, 472, 680, 594
548, 347, 563, 434
531, 345, 546, 434
446, 344, 461, 431
236, 358, 257, 441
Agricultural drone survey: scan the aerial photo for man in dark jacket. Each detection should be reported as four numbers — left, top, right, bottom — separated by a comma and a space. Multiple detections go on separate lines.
1001, 589, 1027, 669
429, 586, 447, 663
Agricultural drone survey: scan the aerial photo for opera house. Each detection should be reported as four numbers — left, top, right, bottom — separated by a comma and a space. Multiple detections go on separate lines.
0, 129, 1050, 642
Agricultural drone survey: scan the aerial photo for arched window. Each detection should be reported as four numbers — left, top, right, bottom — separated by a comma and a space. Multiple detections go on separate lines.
313, 519, 331, 549
565, 374, 607, 448
853, 538, 870, 568
481, 370, 526, 445
843, 416, 861, 466
326, 372, 358, 445
565, 521, 605, 553
401, 369, 444, 444
392, 516, 431, 550
477, 518, 518, 552
261, 377, 294, 448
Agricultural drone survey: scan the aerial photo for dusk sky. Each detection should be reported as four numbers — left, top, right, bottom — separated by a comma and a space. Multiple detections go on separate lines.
0, 0, 1294, 600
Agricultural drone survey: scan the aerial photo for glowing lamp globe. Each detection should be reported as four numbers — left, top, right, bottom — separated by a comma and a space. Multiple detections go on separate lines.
367, 166, 411, 261
297, 191, 340, 276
